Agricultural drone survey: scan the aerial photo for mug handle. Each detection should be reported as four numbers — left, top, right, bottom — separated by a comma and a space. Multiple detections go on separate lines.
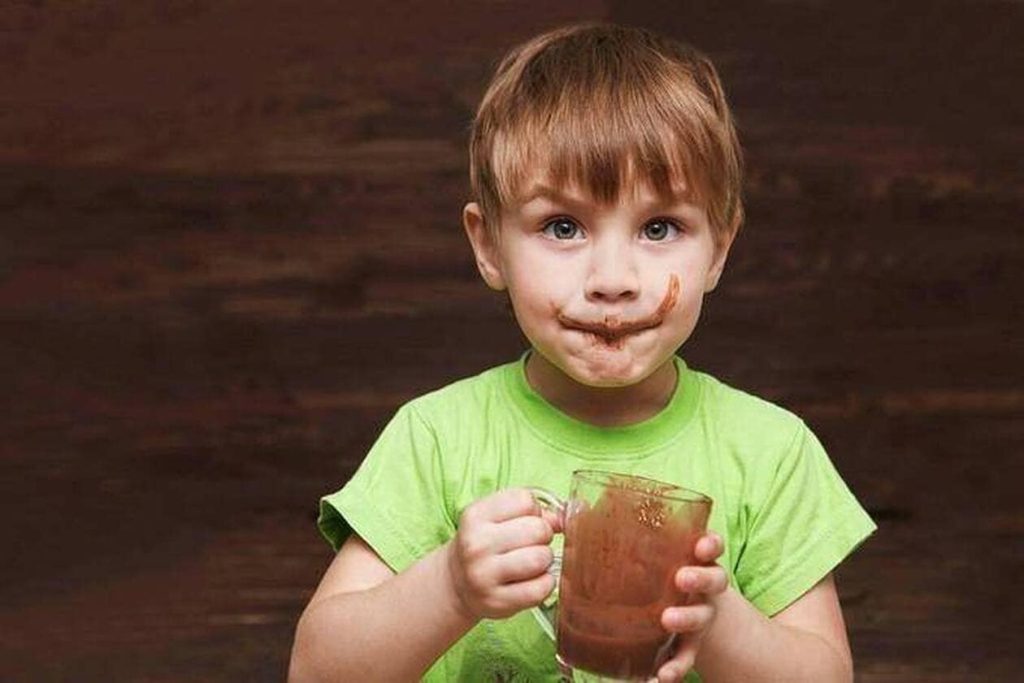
528, 486, 565, 521
526, 486, 566, 581
526, 487, 566, 642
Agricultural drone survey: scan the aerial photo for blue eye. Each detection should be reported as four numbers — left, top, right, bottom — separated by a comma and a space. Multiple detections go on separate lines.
542, 217, 583, 240
642, 219, 680, 241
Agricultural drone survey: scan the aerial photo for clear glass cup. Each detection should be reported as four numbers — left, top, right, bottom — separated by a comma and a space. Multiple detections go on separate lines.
532, 470, 712, 682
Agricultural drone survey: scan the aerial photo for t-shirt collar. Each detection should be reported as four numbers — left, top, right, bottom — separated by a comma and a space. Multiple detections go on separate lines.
503, 350, 700, 459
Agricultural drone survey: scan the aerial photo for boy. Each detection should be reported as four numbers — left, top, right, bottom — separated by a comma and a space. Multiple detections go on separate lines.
290, 23, 875, 683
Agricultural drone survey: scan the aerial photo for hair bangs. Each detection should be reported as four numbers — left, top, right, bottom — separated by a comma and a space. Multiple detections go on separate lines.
490, 78, 720, 216
470, 23, 745, 240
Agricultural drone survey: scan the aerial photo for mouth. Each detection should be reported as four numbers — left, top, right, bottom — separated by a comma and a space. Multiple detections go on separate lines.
559, 317, 661, 344
554, 274, 681, 347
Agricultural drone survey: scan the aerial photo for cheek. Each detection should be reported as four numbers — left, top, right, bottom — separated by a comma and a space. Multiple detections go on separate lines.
506, 273, 544, 310
503, 271, 552, 332
669, 286, 707, 330
654, 267, 703, 318
505, 253, 574, 309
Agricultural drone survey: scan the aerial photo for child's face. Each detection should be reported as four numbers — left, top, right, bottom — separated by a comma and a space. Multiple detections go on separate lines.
464, 176, 733, 388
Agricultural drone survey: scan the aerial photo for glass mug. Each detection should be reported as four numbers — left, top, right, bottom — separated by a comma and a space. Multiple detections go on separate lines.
531, 470, 713, 682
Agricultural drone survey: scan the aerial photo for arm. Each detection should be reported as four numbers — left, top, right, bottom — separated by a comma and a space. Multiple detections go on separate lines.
288, 534, 473, 683
288, 489, 556, 683
655, 534, 853, 683
694, 574, 853, 682
656, 421, 873, 682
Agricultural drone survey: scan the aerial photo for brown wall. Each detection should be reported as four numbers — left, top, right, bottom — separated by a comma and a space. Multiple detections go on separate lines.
2, 2, 1022, 680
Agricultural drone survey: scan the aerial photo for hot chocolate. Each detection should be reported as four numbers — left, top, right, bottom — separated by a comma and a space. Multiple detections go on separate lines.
556, 478, 710, 680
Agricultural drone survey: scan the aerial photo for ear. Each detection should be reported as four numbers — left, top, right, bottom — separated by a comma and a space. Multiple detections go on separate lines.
463, 202, 507, 291
705, 229, 737, 293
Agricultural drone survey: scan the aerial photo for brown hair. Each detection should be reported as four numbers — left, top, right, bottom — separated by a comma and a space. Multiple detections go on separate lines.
469, 23, 745, 243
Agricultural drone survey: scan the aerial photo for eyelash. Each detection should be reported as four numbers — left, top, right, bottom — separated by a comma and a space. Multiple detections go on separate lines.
541, 216, 584, 240
642, 218, 683, 241
540, 216, 683, 241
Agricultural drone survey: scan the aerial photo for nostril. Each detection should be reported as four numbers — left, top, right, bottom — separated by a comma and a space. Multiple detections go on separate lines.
588, 287, 639, 302
584, 263, 641, 302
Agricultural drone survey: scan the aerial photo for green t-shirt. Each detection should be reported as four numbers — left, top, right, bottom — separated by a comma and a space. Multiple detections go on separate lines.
318, 354, 876, 682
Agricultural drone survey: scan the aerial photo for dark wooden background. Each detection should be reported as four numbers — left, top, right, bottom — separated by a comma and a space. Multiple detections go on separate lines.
2, 1, 1021, 681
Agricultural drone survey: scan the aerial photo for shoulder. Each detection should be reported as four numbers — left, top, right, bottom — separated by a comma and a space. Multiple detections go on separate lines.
688, 367, 809, 462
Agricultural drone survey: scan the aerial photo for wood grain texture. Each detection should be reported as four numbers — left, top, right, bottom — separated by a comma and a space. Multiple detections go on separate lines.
1, 1, 1021, 680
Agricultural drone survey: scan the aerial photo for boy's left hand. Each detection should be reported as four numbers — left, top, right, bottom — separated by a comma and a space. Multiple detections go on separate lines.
653, 532, 728, 683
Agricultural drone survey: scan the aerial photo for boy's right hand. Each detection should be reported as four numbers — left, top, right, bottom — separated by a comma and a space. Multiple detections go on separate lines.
446, 488, 558, 621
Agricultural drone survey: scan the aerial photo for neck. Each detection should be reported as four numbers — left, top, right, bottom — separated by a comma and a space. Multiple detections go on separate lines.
524, 352, 678, 427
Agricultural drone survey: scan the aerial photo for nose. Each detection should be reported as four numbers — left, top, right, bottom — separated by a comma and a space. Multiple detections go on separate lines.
584, 235, 640, 303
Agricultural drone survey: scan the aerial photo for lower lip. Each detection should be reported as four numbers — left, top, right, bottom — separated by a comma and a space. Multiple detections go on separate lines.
569, 326, 655, 346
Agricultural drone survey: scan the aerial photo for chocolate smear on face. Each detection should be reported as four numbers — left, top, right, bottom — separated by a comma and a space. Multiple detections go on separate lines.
556, 274, 681, 348
653, 273, 680, 319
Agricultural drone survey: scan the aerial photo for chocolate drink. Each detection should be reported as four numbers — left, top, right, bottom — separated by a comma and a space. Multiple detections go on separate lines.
556, 482, 710, 680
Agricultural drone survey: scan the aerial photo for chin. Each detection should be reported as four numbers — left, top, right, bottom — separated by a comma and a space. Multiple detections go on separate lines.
563, 352, 653, 388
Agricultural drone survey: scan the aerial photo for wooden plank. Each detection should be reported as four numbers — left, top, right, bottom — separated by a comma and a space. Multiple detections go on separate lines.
1, 1, 1022, 680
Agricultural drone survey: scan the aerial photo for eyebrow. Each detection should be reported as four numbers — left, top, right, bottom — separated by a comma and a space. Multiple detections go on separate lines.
516, 184, 583, 207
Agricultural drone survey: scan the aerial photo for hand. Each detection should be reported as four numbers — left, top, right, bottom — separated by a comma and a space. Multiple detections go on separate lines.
653, 532, 729, 683
446, 488, 557, 621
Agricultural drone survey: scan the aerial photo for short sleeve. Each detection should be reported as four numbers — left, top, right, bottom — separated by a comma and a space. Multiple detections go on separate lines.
317, 403, 456, 572
733, 422, 876, 616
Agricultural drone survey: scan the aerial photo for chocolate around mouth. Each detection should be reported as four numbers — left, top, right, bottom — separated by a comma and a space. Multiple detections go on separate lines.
559, 317, 660, 341
555, 274, 681, 343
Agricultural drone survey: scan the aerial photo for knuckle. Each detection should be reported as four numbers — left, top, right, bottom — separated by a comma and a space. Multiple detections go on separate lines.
525, 516, 552, 543
462, 563, 481, 588
535, 545, 554, 570
454, 535, 470, 562
694, 567, 714, 590
675, 568, 695, 591
520, 546, 551, 575
538, 573, 556, 598
458, 529, 492, 561
511, 488, 536, 513
675, 609, 696, 631
464, 562, 491, 590
466, 537, 489, 560
521, 574, 554, 605
692, 604, 713, 628
685, 566, 725, 593
667, 606, 708, 632
456, 531, 477, 559
459, 503, 480, 527
537, 517, 555, 542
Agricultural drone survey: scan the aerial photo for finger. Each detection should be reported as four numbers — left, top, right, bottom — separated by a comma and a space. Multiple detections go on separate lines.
675, 565, 728, 595
540, 507, 564, 534
661, 603, 715, 633
493, 544, 555, 583
693, 532, 723, 563
656, 661, 689, 683
657, 658, 692, 683
656, 634, 699, 683
493, 569, 556, 608
488, 514, 554, 554
462, 488, 538, 526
